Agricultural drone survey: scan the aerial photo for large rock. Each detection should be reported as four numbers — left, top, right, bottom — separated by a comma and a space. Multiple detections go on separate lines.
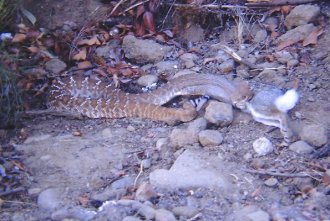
149, 150, 233, 191
169, 118, 207, 148
300, 124, 328, 147
285, 5, 320, 29
204, 101, 233, 127
122, 35, 171, 64
276, 24, 317, 45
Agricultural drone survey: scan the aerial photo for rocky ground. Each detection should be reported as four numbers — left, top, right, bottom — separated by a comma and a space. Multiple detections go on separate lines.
1, 1, 330, 221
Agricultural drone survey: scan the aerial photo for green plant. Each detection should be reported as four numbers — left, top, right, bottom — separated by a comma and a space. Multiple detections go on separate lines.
0, 44, 22, 128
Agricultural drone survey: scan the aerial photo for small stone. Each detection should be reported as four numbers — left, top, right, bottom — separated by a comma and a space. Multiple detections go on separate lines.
289, 141, 315, 154
218, 59, 235, 73
156, 138, 169, 151
243, 152, 252, 160
264, 17, 279, 32
253, 29, 268, 43
287, 59, 299, 67
101, 128, 113, 138
253, 137, 274, 156
28, 188, 42, 195
135, 203, 156, 220
141, 159, 151, 169
24, 134, 52, 144
300, 124, 328, 147
180, 53, 198, 68
127, 125, 136, 132
172, 206, 199, 218
45, 58, 67, 74
246, 210, 270, 221
264, 177, 278, 187
37, 188, 64, 211
169, 118, 207, 148
285, 4, 320, 29
122, 35, 172, 64
198, 130, 223, 147
155, 209, 176, 221
135, 182, 158, 202
155, 61, 179, 73
256, 69, 286, 87
111, 176, 134, 189
137, 75, 158, 87
204, 101, 233, 126
123, 216, 141, 221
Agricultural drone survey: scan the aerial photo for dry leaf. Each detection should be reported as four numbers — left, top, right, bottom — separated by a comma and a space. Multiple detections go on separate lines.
77, 61, 93, 69
303, 28, 324, 47
276, 39, 296, 51
12, 33, 27, 43
27, 46, 39, 53
73, 47, 87, 61
280, 5, 292, 14
77, 36, 101, 46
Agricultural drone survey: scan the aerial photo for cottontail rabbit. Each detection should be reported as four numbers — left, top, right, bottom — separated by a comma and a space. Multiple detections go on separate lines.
245, 83, 299, 146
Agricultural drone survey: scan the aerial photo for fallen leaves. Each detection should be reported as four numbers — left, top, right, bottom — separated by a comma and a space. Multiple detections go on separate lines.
302, 28, 324, 47
72, 47, 87, 61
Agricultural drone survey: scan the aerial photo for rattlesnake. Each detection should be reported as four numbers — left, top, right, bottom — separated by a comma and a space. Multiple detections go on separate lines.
47, 73, 253, 125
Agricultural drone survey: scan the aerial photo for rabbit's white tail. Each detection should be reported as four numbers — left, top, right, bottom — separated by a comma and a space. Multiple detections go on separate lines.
275, 89, 299, 113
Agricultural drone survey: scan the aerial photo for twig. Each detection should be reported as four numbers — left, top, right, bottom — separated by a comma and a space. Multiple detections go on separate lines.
122, 0, 150, 14
187, 213, 203, 221
246, 0, 320, 7
243, 169, 320, 179
161, 2, 248, 10
134, 162, 144, 188
110, 0, 128, 16
251, 66, 287, 72
0, 187, 25, 197
221, 45, 258, 69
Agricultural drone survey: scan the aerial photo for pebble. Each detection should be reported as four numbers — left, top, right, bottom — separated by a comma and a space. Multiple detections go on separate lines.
127, 125, 136, 132
284, 4, 320, 29
300, 124, 328, 147
51, 206, 96, 221
134, 203, 156, 220
156, 138, 169, 151
37, 188, 64, 211
172, 206, 199, 218
226, 205, 270, 221
155, 61, 179, 73
256, 69, 286, 87
264, 178, 278, 187
204, 101, 233, 127
169, 118, 207, 148
218, 59, 235, 73
45, 58, 67, 74
111, 176, 134, 189
253, 137, 274, 156
173, 69, 198, 78
135, 182, 158, 202
123, 216, 141, 221
141, 159, 152, 169
137, 74, 158, 87
198, 130, 223, 147
28, 188, 42, 195
289, 140, 315, 154
122, 35, 171, 64
253, 29, 268, 43
24, 134, 52, 144
180, 53, 198, 68
155, 209, 176, 221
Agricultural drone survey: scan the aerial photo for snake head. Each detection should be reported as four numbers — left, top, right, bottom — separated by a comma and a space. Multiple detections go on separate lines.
231, 80, 254, 109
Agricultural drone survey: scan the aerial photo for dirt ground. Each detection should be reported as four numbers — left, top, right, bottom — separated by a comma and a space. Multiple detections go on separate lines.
1, 1, 330, 221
